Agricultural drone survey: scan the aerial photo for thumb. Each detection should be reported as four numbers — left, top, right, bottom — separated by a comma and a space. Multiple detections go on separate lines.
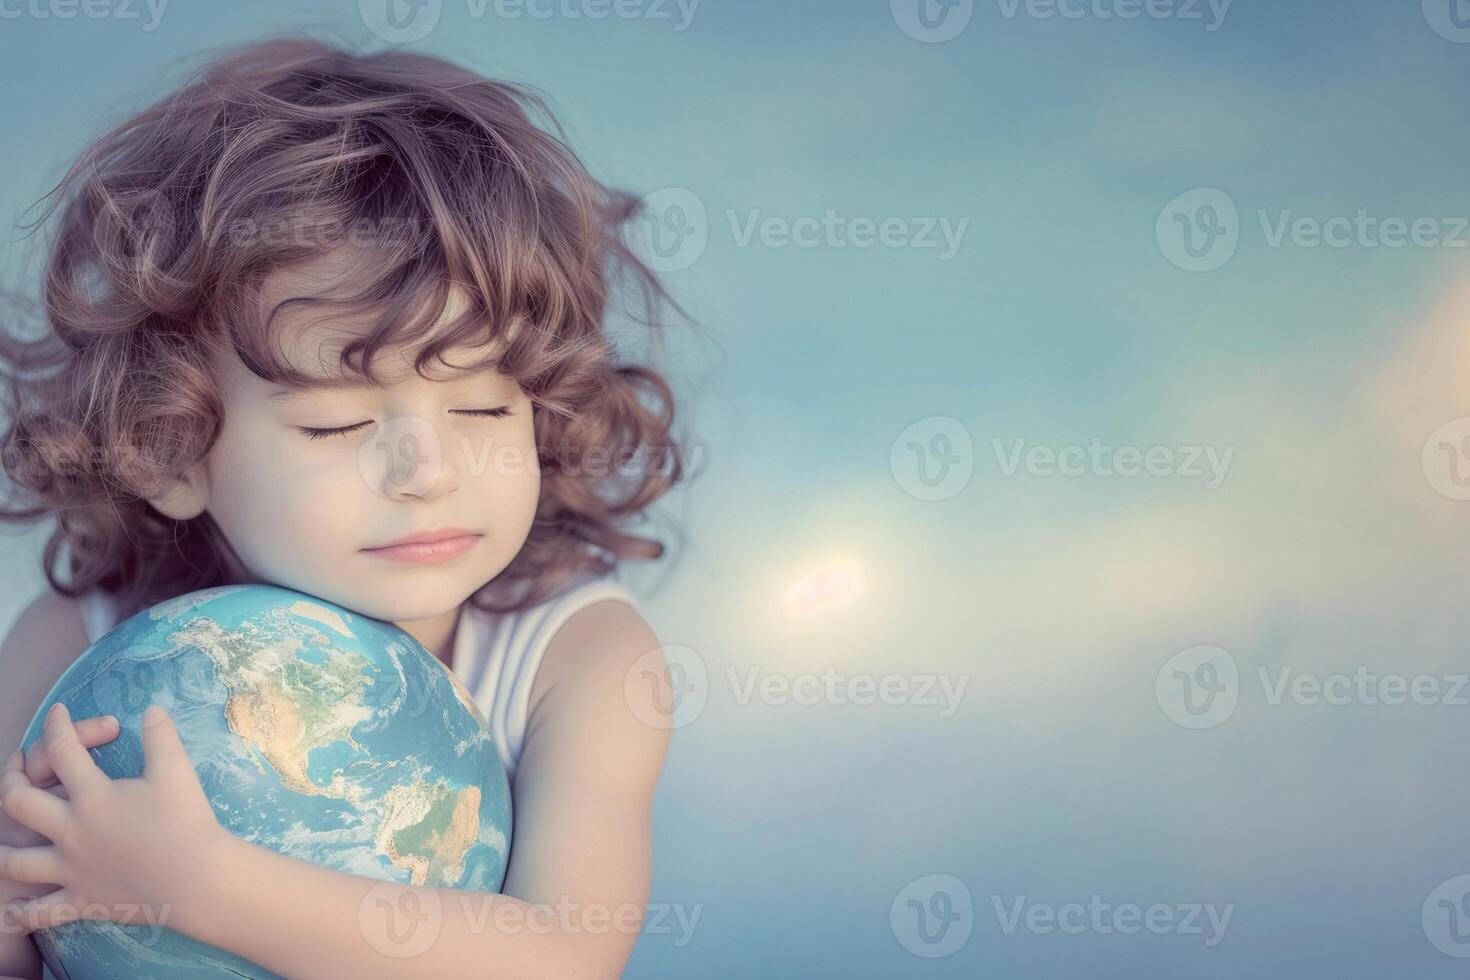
140, 705, 192, 781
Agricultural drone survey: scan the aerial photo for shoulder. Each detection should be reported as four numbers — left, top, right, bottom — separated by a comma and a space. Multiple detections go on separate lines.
522, 593, 671, 785
1, 589, 90, 663
0, 590, 92, 752
530, 595, 664, 714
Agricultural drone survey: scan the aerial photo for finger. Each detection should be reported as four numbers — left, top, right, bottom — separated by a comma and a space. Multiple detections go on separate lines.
2, 784, 75, 846
3, 886, 80, 933
0, 752, 32, 796
0, 758, 40, 845
141, 705, 192, 783
24, 716, 119, 788
0, 757, 31, 799
0, 759, 70, 844
41, 704, 108, 796
0, 844, 66, 887
0, 783, 68, 843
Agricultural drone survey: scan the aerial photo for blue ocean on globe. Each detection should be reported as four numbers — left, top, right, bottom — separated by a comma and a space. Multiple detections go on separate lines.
18, 583, 513, 980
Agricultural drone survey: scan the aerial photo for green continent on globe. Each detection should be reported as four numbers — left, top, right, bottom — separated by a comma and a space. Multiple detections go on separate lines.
377, 779, 484, 887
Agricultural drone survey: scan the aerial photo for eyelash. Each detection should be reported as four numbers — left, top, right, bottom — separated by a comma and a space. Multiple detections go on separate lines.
298, 407, 513, 441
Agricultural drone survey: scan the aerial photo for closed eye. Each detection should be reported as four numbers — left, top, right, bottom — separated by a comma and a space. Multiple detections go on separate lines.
296, 407, 513, 441
297, 420, 373, 441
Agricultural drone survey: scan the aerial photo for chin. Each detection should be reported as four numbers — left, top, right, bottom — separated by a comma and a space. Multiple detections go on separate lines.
342, 581, 479, 625
258, 558, 489, 625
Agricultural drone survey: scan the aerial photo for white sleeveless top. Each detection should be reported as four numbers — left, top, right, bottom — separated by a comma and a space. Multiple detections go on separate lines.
73, 572, 638, 784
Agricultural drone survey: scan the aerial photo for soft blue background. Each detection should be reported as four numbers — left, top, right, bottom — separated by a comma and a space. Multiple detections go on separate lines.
4, 0, 1470, 976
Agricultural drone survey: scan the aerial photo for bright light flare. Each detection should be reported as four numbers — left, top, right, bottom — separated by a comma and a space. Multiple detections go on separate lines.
785, 555, 865, 618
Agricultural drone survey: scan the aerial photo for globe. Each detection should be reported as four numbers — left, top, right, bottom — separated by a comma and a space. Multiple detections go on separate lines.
18, 583, 513, 980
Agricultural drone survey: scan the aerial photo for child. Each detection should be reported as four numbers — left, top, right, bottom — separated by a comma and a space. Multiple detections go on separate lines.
0, 34, 694, 979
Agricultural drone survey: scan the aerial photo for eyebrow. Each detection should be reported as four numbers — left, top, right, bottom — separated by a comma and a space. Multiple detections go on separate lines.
266, 370, 511, 401
266, 383, 371, 401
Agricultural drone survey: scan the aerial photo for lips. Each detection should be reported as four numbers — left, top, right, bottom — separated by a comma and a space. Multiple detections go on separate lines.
362, 527, 482, 551
360, 529, 484, 566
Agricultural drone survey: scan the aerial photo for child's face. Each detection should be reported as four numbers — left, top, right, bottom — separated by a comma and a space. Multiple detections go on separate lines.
150, 278, 541, 624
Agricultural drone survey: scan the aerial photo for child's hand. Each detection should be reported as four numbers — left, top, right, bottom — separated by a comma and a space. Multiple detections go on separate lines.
0, 714, 120, 850
0, 703, 224, 932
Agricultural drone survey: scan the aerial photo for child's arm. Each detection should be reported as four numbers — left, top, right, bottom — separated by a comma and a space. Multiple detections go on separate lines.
0, 592, 97, 979
1, 601, 672, 980
181, 600, 671, 979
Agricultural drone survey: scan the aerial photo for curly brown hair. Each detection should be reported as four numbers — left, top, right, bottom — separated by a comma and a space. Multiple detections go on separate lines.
0, 34, 702, 624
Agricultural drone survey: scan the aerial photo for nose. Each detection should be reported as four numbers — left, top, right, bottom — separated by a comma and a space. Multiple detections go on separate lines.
363, 414, 462, 501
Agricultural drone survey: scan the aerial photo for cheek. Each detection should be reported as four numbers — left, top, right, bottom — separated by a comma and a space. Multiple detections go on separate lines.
206, 426, 366, 560
498, 457, 541, 537
456, 423, 541, 530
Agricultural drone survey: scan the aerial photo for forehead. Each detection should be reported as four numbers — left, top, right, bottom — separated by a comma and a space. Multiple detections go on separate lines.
241, 250, 506, 392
